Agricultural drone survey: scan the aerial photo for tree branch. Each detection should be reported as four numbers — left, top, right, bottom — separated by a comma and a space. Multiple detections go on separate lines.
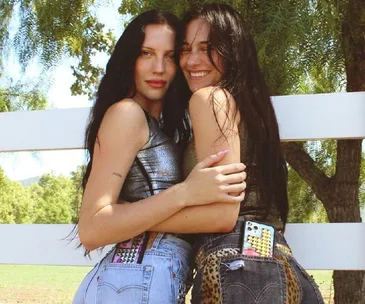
281, 142, 331, 201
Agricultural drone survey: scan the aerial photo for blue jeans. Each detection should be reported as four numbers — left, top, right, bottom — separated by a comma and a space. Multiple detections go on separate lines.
73, 233, 193, 304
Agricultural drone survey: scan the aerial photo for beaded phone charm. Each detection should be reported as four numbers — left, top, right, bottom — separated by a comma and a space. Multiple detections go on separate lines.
241, 221, 275, 258
112, 232, 149, 264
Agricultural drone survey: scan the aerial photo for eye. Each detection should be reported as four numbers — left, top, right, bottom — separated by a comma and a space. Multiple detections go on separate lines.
200, 46, 208, 53
141, 50, 152, 57
180, 46, 191, 55
165, 53, 175, 60
201, 42, 213, 53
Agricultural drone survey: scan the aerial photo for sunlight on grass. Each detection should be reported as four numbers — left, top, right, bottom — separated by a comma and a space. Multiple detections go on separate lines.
0, 265, 92, 304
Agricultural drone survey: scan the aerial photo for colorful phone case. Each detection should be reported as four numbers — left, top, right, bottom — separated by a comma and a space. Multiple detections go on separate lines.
241, 221, 275, 258
112, 232, 149, 264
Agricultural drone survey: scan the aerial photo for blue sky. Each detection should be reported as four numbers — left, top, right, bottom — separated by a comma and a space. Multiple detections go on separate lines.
0, 1, 125, 181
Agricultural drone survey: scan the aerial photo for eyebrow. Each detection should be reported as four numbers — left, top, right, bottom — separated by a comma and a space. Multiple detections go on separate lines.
182, 41, 209, 46
141, 46, 175, 53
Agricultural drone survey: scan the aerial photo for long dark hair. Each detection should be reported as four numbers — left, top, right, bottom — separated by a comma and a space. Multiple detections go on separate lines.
82, 10, 190, 192
70, 11, 190, 253
182, 3, 289, 225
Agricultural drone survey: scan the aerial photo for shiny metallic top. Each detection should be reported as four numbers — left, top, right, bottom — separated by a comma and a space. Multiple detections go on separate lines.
119, 112, 182, 202
183, 123, 284, 230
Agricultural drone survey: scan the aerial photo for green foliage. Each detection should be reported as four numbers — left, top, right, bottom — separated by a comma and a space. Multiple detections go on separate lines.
0, 86, 47, 111
304, 140, 337, 177
0, 165, 86, 224
119, 0, 328, 96
0, 0, 351, 99
28, 173, 74, 223
1, 0, 116, 101
287, 142, 365, 221
1, 0, 348, 99
0, 1, 16, 63
0, 168, 33, 223
287, 166, 328, 223
69, 165, 85, 223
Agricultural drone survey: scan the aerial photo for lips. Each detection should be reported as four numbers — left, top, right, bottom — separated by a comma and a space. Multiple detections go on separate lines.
146, 80, 167, 88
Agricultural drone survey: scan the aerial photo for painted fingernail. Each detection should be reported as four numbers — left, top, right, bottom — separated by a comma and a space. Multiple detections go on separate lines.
217, 150, 229, 156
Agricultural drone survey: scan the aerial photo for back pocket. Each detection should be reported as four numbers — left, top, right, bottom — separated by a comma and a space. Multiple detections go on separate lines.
220, 255, 286, 304
96, 263, 154, 304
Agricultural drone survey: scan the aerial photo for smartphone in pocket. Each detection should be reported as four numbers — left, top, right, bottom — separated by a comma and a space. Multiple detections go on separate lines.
241, 220, 275, 258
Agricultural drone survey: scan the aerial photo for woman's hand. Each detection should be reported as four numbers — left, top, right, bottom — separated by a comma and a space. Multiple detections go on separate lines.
182, 150, 246, 207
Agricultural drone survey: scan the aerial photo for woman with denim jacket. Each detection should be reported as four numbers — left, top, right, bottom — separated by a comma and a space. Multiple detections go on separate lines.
179, 3, 325, 304
73, 9, 247, 304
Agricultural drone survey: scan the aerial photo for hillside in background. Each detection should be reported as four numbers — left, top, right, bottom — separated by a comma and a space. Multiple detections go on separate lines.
18, 176, 40, 187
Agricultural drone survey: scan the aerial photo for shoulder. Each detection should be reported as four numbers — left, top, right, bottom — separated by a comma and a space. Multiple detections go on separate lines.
189, 86, 236, 115
104, 98, 147, 126
99, 99, 149, 147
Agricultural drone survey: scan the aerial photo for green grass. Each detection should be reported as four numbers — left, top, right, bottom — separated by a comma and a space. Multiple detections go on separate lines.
0, 265, 333, 303
307, 270, 334, 303
0, 265, 92, 304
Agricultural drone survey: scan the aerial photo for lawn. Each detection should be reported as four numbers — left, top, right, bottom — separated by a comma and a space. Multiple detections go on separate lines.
0, 265, 333, 304
0, 265, 92, 304
307, 270, 334, 303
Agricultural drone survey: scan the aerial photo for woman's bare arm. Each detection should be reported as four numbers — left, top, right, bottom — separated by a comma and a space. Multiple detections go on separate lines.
78, 99, 244, 250
149, 87, 243, 233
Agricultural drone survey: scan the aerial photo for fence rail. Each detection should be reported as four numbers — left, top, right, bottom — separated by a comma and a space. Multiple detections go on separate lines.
1, 92, 364, 270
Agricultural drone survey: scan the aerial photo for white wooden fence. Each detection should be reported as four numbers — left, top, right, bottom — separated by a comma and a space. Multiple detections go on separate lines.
0, 92, 365, 270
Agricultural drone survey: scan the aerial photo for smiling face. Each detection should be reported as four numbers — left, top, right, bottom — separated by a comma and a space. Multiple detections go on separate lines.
133, 24, 177, 107
179, 18, 224, 92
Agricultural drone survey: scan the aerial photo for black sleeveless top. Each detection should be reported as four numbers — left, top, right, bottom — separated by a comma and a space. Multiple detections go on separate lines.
119, 112, 182, 202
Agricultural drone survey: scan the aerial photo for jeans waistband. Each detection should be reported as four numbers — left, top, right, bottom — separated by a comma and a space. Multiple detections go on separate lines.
194, 220, 292, 268
108, 231, 192, 264
144, 232, 193, 262
147, 232, 191, 250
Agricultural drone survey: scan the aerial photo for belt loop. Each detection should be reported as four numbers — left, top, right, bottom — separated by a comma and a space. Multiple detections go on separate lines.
149, 232, 165, 249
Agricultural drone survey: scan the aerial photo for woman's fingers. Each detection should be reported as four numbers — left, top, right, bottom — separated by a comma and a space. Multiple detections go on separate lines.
220, 191, 246, 204
221, 171, 247, 184
222, 182, 247, 194
197, 150, 230, 169
215, 163, 246, 175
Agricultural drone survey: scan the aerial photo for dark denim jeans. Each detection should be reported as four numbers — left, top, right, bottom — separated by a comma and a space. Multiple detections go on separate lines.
191, 221, 324, 304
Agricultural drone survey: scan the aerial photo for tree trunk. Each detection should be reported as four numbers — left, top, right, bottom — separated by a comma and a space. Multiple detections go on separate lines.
282, 139, 364, 304
333, 271, 365, 304
328, 139, 364, 304
283, 0, 365, 301
332, 0, 365, 302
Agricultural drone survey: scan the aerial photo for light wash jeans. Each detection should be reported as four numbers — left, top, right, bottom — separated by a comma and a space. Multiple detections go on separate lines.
73, 233, 193, 304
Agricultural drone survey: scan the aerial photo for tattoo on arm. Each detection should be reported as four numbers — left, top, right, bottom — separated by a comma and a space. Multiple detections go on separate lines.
113, 172, 123, 179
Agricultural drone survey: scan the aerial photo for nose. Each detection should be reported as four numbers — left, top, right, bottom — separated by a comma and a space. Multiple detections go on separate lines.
185, 50, 200, 67
153, 56, 165, 74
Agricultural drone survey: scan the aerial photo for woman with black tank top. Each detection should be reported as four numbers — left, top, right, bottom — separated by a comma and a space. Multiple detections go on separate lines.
73, 10, 247, 304
178, 3, 325, 304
